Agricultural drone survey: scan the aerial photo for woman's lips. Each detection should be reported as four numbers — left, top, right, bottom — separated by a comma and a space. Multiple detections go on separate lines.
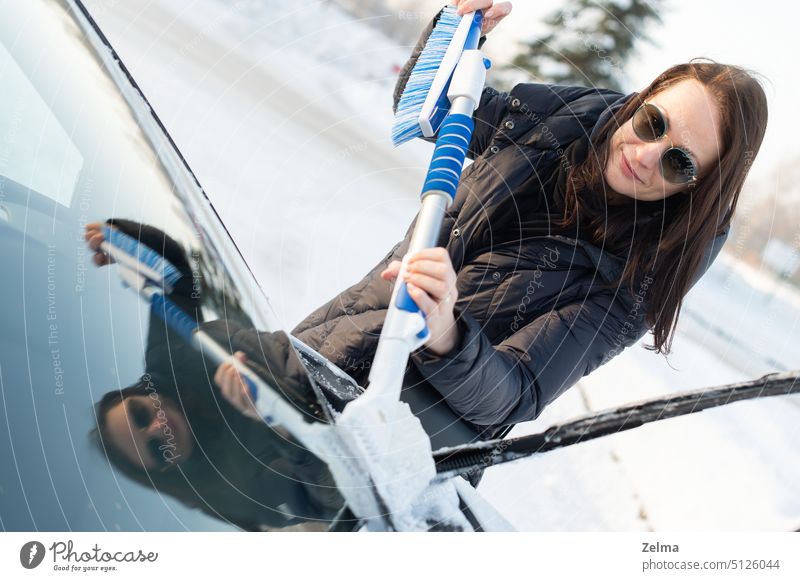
162, 405, 186, 446
621, 153, 643, 184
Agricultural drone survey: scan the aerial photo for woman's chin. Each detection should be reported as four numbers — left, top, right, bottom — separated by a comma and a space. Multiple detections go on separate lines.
606, 173, 658, 202
603, 173, 634, 202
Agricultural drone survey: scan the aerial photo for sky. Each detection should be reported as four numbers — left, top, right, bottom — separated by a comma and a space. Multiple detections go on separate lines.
414, 0, 798, 183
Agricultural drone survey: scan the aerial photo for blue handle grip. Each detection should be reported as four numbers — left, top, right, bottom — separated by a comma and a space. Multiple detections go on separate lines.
421, 113, 475, 201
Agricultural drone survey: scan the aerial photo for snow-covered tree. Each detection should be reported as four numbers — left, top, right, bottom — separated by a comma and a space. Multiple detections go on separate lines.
510, 0, 663, 92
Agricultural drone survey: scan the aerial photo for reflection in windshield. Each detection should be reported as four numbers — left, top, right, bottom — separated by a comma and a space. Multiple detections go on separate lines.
86, 220, 342, 530
0, 0, 340, 531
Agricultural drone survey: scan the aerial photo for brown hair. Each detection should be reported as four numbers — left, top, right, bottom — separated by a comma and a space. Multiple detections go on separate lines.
559, 60, 768, 355
90, 379, 328, 530
90, 382, 213, 509
90, 380, 265, 528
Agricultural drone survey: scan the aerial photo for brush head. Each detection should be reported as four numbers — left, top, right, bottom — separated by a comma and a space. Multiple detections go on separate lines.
392, 7, 479, 147
103, 225, 183, 291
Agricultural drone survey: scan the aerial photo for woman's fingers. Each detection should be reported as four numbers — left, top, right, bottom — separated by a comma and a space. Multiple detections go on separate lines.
399, 248, 461, 354
484, 2, 512, 33
407, 247, 449, 262
450, 0, 512, 35
486, 1, 512, 19
92, 252, 109, 267
403, 248, 458, 301
84, 224, 99, 238
227, 354, 255, 407
380, 260, 402, 281
406, 282, 437, 316
213, 361, 225, 384
84, 222, 102, 237
232, 352, 255, 403
406, 249, 455, 277
85, 222, 115, 266
383, 253, 449, 281
406, 258, 447, 279
214, 363, 230, 397
225, 360, 248, 392
87, 231, 104, 251
405, 271, 453, 302
215, 360, 252, 413
382, 249, 459, 312
453, 0, 493, 16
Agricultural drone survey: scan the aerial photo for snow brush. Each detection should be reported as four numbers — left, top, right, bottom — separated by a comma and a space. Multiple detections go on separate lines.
368, 6, 489, 396
329, 7, 496, 531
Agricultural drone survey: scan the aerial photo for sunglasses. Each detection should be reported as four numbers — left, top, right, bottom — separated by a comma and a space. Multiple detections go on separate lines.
631, 102, 699, 186
128, 399, 174, 472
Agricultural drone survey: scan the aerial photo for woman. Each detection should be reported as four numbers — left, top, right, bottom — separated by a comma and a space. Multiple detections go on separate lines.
88, 221, 343, 531
292, 0, 768, 439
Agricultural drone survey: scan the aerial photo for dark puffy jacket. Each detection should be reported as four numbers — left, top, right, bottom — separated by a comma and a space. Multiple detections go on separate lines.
292, 11, 728, 436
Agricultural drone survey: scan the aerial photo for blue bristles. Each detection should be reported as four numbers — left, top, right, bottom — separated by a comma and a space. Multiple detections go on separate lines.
391, 6, 462, 146
103, 226, 183, 289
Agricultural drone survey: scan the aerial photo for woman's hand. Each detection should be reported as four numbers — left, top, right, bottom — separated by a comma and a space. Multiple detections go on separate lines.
450, 0, 512, 36
214, 351, 260, 420
84, 222, 115, 267
380, 248, 462, 357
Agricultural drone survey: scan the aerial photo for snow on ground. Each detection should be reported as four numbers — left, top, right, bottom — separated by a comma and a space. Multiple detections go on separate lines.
86, 0, 433, 328
91, 0, 800, 531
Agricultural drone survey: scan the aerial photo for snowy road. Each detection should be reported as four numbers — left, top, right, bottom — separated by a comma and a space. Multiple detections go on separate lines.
90, 0, 800, 531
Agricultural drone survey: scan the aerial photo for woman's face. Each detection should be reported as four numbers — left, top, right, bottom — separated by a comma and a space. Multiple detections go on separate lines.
604, 78, 722, 201
104, 394, 194, 471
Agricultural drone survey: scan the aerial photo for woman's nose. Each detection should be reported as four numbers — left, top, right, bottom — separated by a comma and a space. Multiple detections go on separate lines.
146, 416, 163, 437
634, 142, 667, 171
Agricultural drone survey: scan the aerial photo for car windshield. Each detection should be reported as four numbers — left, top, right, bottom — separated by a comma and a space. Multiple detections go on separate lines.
0, 0, 344, 531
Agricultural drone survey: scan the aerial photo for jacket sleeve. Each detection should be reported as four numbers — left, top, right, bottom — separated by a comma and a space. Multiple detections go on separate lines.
410, 288, 652, 426
393, 6, 507, 160
409, 225, 730, 427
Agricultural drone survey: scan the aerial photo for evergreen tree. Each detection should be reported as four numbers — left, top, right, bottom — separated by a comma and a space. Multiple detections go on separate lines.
510, 0, 663, 92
